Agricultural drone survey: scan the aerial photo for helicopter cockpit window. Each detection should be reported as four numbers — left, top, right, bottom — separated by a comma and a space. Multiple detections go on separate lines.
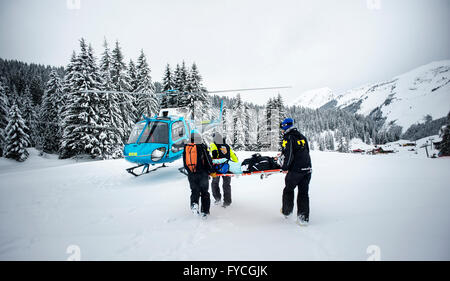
127, 122, 146, 144
139, 122, 169, 144
171, 121, 185, 142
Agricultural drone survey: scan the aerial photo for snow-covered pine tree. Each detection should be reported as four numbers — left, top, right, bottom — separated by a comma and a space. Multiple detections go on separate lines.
135, 50, 158, 120
162, 64, 175, 91
174, 64, 183, 93
337, 135, 349, 153
326, 131, 335, 151
98, 39, 125, 157
180, 61, 188, 91
19, 85, 37, 147
245, 105, 258, 150
232, 94, 246, 150
0, 81, 9, 156
187, 63, 210, 121
60, 38, 104, 159
256, 107, 268, 151
4, 102, 30, 161
318, 136, 325, 151
111, 40, 137, 139
39, 70, 63, 153
100, 40, 114, 90
274, 94, 286, 150
265, 98, 279, 151
128, 59, 139, 92
160, 64, 174, 108
111, 40, 132, 92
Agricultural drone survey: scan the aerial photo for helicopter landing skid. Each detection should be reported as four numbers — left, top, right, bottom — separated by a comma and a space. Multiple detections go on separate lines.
126, 163, 167, 177
178, 167, 188, 176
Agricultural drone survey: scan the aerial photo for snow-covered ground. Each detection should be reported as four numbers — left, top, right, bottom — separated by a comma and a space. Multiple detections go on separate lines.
0, 149, 449, 261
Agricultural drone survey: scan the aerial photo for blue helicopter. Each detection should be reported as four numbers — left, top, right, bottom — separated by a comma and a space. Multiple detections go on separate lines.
123, 99, 224, 176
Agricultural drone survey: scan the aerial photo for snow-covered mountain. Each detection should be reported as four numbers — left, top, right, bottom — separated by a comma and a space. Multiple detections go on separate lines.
293, 87, 336, 109
295, 60, 450, 131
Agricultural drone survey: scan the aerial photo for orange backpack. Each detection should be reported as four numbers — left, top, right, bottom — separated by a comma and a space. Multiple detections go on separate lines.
185, 144, 199, 173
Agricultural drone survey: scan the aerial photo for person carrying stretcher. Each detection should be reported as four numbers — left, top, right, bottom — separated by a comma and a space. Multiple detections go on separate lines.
210, 132, 238, 208
183, 131, 215, 219
279, 118, 312, 226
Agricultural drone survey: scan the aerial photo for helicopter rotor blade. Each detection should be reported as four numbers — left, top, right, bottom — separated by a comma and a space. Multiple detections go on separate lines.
77, 86, 292, 106
207, 86, 291, 94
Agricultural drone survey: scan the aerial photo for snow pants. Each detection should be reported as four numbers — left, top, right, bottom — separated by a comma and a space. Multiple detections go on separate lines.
211, 176, 232, 205
282, 171, 311, 218
188, 172, 211, 214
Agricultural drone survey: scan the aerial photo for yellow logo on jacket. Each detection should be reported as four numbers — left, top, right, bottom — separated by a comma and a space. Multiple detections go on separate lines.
220, 147, 228, 155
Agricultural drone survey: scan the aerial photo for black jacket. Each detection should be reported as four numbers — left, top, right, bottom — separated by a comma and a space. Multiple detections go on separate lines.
183, 143, 215, 174
281, 128, 312, 173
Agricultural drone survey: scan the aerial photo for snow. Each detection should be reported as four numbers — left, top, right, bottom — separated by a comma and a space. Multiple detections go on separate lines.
348, 138, 375, 151
0, 149, 449, 260
293, 87, 335, 109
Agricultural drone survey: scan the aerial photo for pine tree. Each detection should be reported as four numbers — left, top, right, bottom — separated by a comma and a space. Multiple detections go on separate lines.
185, 63, 202, 93
40, 70, 63, 153
4, 102, 30, 161
19, 85, 36, 147
100, 40, 114, 91
110, 40, 136, 139
232, 94, 246, 150
174, 64, 183, 92
128, 59, 139, 92
111, 40, 132, 92
275, 94, 286, 150
180, 61, 188, 91
60, 38, 104, 159
99, 39, 125, 156
162, 64, 175, 91
256, 107, 268, 151
0, 81, 9, 156
135, 50, 158, 120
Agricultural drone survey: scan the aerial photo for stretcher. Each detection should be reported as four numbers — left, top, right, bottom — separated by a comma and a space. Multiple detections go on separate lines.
212, 169, 285, 180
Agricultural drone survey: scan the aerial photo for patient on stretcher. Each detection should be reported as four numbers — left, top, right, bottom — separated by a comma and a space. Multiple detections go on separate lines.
212, 158, 242, 174
212, 154, 281, 175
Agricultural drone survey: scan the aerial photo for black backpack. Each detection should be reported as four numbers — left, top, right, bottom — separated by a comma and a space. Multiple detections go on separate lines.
241, 153, 280, 172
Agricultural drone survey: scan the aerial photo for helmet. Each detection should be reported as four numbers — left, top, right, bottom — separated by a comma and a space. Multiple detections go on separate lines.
190, 130, 203, 144
213, 132, 225, 144
280, 118, 294, 131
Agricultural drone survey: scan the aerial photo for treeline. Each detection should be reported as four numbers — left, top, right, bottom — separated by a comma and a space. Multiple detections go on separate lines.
401, 115, 447, 141
210, 94, 381, 152
0, 58, 64, 105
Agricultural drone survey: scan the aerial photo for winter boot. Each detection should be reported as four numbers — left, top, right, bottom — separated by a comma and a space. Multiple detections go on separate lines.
281, 208, 292, 219
201, 213, 209, 220
297, 214, 309, 226
191, 203, 200, 216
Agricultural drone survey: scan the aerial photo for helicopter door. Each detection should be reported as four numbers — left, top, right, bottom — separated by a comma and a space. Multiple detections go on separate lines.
170, 120, 188, 156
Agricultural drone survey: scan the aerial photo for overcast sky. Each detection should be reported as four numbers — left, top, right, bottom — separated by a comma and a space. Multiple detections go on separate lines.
1, 0, 449, 104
